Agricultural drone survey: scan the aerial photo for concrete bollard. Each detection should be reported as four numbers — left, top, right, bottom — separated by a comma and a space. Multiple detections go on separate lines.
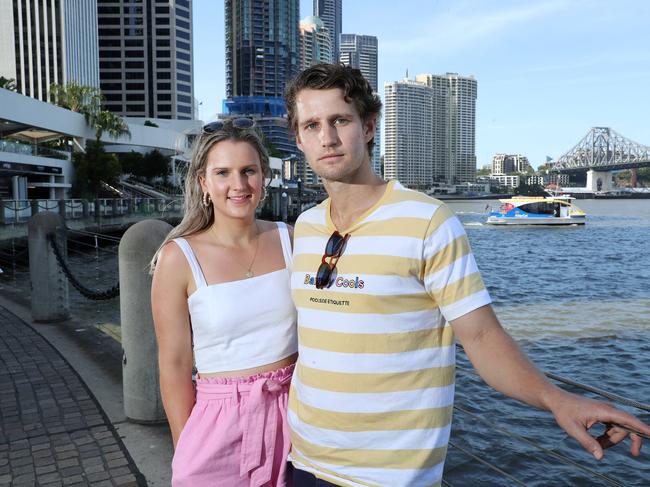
28, 212, 69, 321
119, 218, 172, 423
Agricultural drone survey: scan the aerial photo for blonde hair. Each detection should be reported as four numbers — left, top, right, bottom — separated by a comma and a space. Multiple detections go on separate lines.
150, 121, 270, 273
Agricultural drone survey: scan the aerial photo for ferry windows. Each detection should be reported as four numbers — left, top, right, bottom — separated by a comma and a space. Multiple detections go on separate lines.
519, 202, 555, 215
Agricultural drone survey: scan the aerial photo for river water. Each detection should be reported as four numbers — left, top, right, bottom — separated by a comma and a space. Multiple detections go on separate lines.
444, 199, 650, 486
1, 199, 648, 485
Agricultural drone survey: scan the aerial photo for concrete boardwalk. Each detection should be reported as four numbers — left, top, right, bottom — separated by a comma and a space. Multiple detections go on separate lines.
0, 304, 154, 486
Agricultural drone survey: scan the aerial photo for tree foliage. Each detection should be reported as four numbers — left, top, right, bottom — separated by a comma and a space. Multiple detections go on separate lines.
49, 82, 130, 142
515, 181, 546, 196
0, 76, 17, 91
72, 141, 122, 198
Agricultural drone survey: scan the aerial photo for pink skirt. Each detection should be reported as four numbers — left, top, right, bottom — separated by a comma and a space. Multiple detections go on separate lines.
172, 363, 294, 487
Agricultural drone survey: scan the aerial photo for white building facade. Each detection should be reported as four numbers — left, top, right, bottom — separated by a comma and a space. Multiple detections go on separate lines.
0, 0, 100, 101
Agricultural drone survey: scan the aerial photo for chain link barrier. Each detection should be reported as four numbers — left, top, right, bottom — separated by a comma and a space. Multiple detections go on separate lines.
47, 233, 120, 300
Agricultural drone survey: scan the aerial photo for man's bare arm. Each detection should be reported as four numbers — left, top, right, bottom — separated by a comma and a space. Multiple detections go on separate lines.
451, 304, 650, 459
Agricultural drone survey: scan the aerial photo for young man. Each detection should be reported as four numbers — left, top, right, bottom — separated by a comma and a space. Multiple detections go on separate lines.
283, 64, 649, 487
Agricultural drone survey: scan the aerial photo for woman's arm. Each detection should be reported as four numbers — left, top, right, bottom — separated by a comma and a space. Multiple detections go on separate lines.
151, 242, 196, 448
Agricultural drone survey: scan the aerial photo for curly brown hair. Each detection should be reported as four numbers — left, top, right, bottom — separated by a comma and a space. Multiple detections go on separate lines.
284, 63, 382, 156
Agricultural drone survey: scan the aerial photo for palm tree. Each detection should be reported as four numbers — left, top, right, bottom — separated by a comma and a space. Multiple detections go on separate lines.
89, 110, 131, 142
49, 82, 101, 120
0, 77, 17, 91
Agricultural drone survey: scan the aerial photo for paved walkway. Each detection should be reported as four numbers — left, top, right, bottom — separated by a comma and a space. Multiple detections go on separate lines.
0, 306, 146, 486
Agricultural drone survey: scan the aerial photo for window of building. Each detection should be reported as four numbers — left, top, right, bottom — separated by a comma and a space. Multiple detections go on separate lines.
126, 105, 145, 112
175, 18, 189, 30
101, 72, 122, 79
99, 51, 122, 59
124, 6, 143, 14
157, 39, 170, 47
176, 29, 190, 40
124, 39, 143, 47
157, 61, 171, 68
156, 50, 171, 58
98, 28, 121, 36
99, 39, 121, 47
155, 6, 169, 14
176, 0, 190, 8
177, 62, 190, 73
126, 83, 145, 90
158, 93, 171, 101
177, 94, 191, 103
156, 28, 170, 36
177, 73, 191, 82
157, 72, 171, 79
176, 40, 190, 51
125, 61, 144, 69
157, 82, 171, 90
124, 28, 144, 36
176, 7, 190, 19
100, 61, 122, 69
157, 104, 172, 112
99, 17, 121, 25
98, 6, 120, 14
125, 50, 144, 58
126, 93, 145, 101
104, 94, 123, 102
177, 83, 191, 93
125, 71, 145, 79
101, 83, 122, 91
178, 105, 192, 114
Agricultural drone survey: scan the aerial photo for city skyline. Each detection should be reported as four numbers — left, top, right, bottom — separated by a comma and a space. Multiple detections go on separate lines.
194, 0, 650, 169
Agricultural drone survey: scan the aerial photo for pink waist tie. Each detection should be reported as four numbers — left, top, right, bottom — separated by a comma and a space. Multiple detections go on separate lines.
195, 372, 292, 487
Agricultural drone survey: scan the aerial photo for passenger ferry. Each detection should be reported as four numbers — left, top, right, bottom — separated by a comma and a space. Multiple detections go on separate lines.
486, 196, 586, 225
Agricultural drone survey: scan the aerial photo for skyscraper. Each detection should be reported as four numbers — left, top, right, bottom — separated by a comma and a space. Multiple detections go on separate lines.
226, 0, 299, 102
339, 34, 381, 176
0, 0, 99, 101
224, 0, 302, 175
385, 73, 477, 187
97, 0, 194, 120
313, 0, 341, 60
384, 79, 435, 187
299, 16, 333, 69
339, 34, 377, 91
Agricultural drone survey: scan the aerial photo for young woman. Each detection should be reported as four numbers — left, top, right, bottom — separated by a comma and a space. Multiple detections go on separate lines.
151, 119, 297, 486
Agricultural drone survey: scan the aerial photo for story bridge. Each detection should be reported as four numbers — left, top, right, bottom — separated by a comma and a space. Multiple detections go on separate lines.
551, 127, 650, 190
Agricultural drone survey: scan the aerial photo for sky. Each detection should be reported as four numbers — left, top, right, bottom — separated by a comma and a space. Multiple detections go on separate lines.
193, 0, 650, 169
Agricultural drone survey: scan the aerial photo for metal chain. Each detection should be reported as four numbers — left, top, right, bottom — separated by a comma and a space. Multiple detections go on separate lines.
47, 233, 120, 300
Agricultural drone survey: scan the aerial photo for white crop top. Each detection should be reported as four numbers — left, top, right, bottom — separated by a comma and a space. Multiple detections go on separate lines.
173, 222, 297, 373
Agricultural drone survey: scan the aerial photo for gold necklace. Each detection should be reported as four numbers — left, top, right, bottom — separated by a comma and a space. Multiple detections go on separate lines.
210, 221, 260, 278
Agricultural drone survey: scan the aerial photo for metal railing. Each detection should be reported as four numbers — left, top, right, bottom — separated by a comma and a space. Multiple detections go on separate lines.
0, 139, 71, 161
0, 198, 183, 224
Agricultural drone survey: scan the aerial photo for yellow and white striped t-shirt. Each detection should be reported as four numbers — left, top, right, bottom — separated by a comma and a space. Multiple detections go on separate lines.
288, 180, 491, 487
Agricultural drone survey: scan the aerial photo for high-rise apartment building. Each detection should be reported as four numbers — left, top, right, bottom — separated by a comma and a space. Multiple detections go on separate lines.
226, 0, 299, 101
0, 0, 99, 101
299, 16, 333, 69
97, 0, 194, 120
491, 153, 531, 174
416, 73, 477, 184
224, 0, 302, 176
385, 73, 477, 187
338, 33, 381, 176
384, 79, 435, 187
313, 0, 341, 60
339, 34, 377, 91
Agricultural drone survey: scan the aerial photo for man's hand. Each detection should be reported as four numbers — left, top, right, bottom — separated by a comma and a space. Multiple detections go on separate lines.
549, 390, 650, 460
452, 305, 650, 460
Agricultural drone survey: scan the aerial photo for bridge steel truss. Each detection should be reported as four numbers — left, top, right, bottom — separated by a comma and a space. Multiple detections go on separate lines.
553, 127, 650, 172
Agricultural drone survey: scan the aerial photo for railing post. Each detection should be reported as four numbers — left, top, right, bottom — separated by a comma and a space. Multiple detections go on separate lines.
111, 198, 119, 216
27, 212, 69, 321
127, 198, 134, 214
0, 200, 5, 224
94, 199, 101, 224
58, 199, 66, 220
82, 200, 89, 218
31, 199, 39, 217
119, 219, 172, 423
